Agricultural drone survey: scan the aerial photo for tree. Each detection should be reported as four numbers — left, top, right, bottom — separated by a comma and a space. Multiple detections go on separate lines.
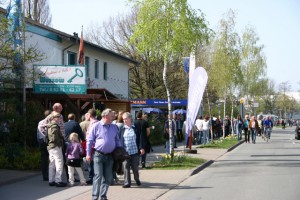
256, 78, 276, 114
0, 6, 44, 146
240, 26, 267, 115
85, 7, 189, 100
130, 0, 211, 157
23, 0, 52, 26
278, 81, 291, 118
208, 9, 240, 137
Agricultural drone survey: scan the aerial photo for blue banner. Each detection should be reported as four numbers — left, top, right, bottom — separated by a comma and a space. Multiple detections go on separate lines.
131, 99, 187, 106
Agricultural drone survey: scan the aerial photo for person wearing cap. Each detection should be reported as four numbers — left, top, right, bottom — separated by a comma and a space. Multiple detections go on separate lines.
47, 112, 67, 187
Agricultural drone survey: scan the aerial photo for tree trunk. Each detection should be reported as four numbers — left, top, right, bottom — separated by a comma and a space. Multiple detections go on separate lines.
206, 91, 213, 143
163, 54, 174, 159
223, 96, 226, 138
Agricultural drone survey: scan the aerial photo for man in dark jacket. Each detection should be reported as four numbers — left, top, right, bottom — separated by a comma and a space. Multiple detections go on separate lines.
64, 113, 85, 143
64, 113, 85, 182
223, 115, 231, 137
134, 111, 150, 168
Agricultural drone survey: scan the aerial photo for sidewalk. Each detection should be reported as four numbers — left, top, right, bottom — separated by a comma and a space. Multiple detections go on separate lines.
0, 141, 242, 200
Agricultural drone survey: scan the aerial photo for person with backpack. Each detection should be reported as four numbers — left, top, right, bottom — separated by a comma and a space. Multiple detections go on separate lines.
37, 109, 51, 181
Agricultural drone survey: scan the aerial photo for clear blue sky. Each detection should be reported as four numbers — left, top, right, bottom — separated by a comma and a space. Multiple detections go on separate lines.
48, 0, 300, 92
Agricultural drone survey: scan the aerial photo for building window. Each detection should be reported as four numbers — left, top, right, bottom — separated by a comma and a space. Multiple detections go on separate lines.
67, 51, 77, 65
85, 56, 89, 77
95, 59, 99, 79
103, 62, 107, 80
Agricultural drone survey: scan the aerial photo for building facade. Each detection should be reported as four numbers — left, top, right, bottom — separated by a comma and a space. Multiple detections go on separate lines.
21, 18, 137, 118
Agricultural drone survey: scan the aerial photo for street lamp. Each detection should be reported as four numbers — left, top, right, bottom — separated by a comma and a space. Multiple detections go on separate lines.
240, 98, 245, 118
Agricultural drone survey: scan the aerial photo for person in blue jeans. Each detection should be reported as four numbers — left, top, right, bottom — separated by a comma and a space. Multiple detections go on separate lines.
248, 116, 259, 144
86, 109, 121, 200
244, 115, 250, 143
235, 114, 244, 141
164, 115, 176, 154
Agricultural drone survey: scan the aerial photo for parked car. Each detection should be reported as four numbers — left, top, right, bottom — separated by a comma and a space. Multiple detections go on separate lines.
295, 125, 300, 140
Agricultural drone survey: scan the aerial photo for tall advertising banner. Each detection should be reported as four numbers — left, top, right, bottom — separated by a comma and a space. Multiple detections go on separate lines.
186, 67, 208, 146
33, 65, 86, 94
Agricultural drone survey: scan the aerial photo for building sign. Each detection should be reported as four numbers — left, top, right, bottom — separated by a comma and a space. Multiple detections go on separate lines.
33, 65, 86, 94
131, 99, 187, 106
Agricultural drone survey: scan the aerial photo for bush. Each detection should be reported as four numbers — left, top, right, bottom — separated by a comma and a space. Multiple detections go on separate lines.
147, 115, 165, 145
1, 100, 44, 147
0, 144, 40, 170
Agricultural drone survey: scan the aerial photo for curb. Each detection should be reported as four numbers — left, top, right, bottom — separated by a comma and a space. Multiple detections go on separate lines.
190, 140, 244, 176
190, 160, 213, 176
227, 140, 245, 152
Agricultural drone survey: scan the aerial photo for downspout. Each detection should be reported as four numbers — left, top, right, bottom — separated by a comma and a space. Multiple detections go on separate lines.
128, 67, 130, 101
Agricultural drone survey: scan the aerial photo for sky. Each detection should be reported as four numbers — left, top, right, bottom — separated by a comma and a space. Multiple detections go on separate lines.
48, 0, 300, 92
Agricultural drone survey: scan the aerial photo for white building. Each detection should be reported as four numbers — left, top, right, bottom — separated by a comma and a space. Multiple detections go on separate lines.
1, 11, 138, 117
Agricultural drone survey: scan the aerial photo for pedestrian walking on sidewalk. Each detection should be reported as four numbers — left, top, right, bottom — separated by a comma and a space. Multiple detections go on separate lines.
120, 112, 142, 188
244, 115, 250, 143
86, 108, 121, 200
234, 114, 243, 141
164, 115, 176, 154
248, 116, 259, 144
202, 115, 210, 145
85, 109, 98, 185
134, 111, 150, 168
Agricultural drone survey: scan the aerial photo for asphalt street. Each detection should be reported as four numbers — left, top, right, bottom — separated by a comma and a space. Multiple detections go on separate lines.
158, 127, 300, 200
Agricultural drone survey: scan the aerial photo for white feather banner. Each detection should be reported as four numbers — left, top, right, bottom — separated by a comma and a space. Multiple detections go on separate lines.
186, 67, 208, 144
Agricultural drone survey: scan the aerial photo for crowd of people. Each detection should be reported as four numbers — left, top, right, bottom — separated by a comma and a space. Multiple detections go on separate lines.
36, 102, 288, 200
37, 103, 150, 200
163, 113, 278, 149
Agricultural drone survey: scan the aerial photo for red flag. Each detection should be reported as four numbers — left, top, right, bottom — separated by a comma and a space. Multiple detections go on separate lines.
78, 30, 84, 65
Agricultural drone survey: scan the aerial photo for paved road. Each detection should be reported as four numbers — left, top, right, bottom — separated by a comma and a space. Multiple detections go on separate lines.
158, 127, 300, 200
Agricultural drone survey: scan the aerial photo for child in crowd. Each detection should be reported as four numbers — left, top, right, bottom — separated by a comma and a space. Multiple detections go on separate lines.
65, 132, 87, 186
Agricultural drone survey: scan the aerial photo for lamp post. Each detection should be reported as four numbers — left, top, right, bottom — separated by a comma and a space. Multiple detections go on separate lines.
240, 98, 245, 118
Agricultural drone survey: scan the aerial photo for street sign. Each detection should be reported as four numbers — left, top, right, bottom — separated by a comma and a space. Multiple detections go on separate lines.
253, 102, 259, 108
33, 65, 86, 94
